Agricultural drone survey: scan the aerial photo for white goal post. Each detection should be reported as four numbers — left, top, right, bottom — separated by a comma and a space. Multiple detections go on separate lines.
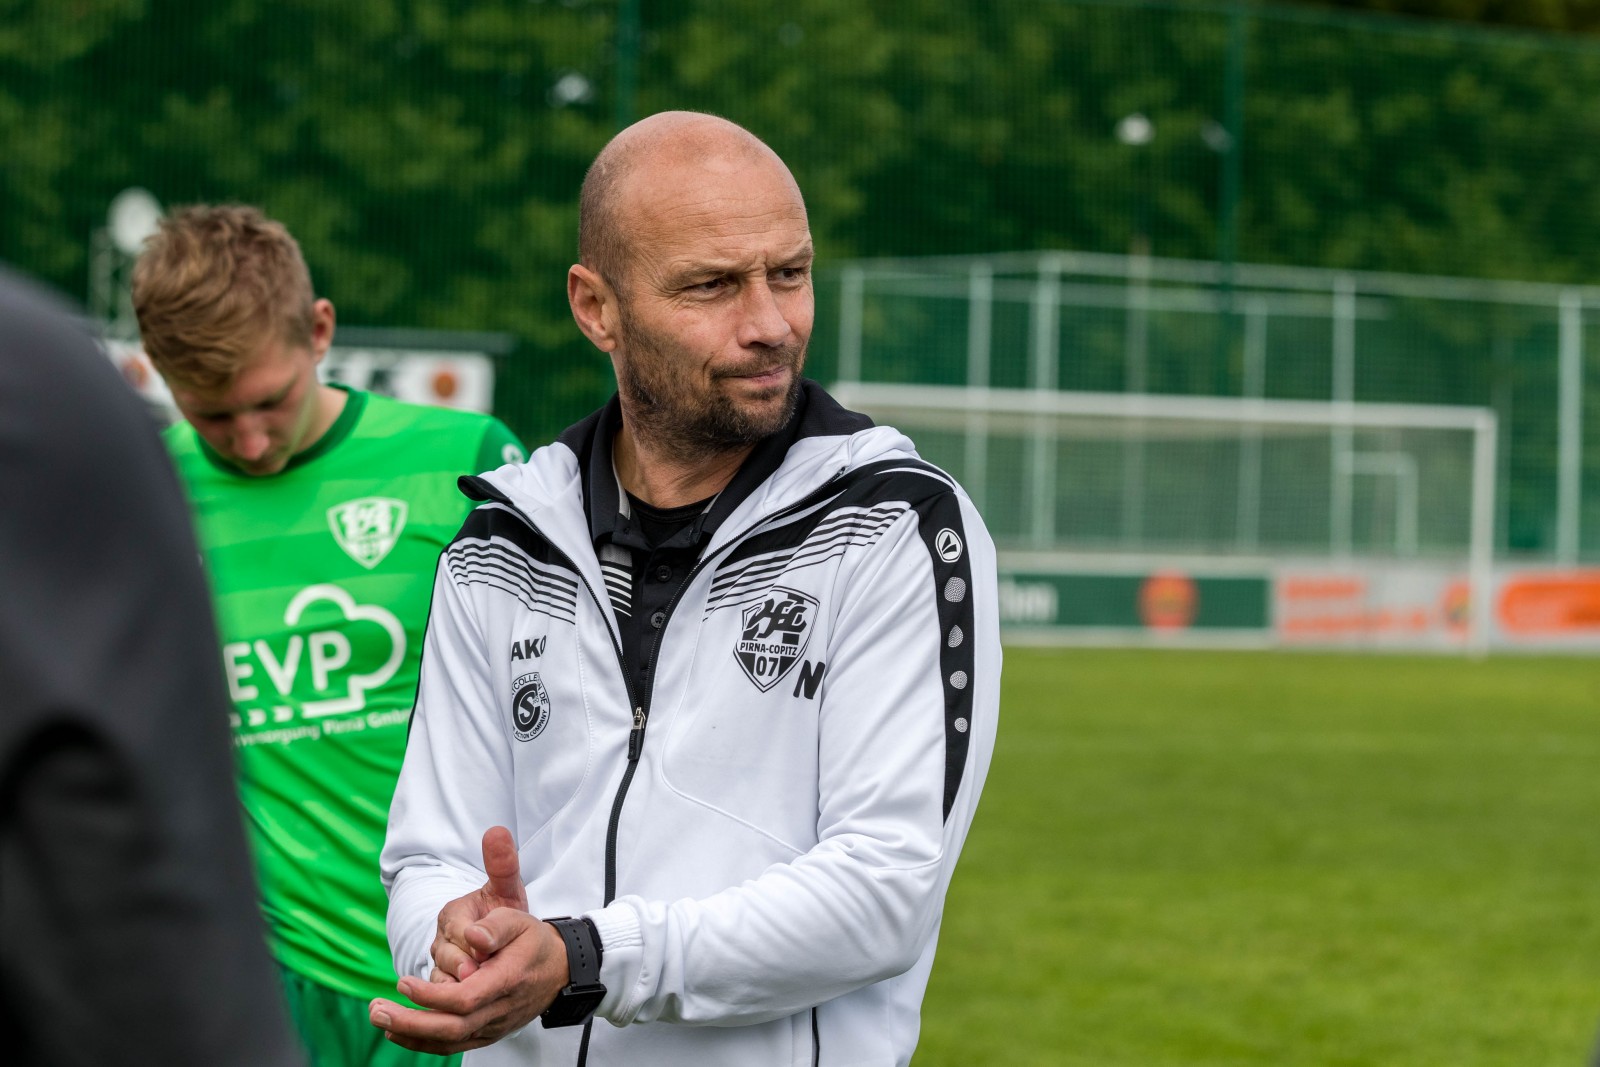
832, 382, 1498, 654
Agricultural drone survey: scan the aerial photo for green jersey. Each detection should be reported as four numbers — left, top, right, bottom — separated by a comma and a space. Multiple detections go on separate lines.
168, 388, 523, 1002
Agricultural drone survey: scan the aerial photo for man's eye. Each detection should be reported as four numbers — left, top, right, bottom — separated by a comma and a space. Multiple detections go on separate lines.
692, 278, 726, 293
253, 394, 291, 412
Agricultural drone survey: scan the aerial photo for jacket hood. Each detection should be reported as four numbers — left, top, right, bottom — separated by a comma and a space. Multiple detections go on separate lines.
463, 382, 920, 555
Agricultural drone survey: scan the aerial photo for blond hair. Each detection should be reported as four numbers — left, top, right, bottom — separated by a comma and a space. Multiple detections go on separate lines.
131, 204, 315, 390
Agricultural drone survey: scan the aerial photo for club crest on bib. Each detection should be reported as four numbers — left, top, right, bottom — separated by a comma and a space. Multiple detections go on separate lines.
735, 587, 818, 692
511, 672, 551, 741
327, 497, 408, 569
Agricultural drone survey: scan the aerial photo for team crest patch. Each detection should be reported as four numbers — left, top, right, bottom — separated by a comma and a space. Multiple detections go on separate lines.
327, 497, 408, 569
734, 587, 818, 692
511, 673, 551, 741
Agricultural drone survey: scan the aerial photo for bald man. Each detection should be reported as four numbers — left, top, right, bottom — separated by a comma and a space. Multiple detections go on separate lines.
373, 112, 1001, 1066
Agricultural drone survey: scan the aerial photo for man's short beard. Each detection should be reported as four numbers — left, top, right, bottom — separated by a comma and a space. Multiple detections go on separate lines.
616, 314, 804, 466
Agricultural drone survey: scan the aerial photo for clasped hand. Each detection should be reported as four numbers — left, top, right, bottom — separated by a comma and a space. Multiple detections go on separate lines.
369, 826, 570, 1054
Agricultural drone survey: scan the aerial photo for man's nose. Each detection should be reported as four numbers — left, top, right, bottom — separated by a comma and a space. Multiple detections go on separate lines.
231, 420, 272, 461
737, 280, 795, 348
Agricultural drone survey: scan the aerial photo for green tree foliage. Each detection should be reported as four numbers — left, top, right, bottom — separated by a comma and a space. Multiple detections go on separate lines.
0, 0, 145, 278
3, 0, 1599, 459
1301, 0, 1600, 34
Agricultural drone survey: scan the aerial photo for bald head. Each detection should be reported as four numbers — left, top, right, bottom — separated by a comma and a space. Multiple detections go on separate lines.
578, 112, 801, 291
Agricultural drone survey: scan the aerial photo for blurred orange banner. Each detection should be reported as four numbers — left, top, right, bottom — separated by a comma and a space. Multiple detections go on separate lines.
1497, 573, 1600, 635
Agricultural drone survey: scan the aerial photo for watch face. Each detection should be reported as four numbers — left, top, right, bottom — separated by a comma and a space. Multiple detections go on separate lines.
541, 983, 607, 1028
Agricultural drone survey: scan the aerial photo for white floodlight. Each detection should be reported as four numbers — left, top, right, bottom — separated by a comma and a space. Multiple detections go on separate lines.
1115, 112, 1155, 146
549, 72, 594, 107
1201, 118, 1234, 153
108, 188, 164, 256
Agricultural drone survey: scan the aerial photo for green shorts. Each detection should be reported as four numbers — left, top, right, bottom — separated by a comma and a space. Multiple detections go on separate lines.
278, 964, 462, 1067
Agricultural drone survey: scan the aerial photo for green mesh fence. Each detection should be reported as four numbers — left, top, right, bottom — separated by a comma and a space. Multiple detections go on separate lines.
3, 0, 1598, 559
829, 252, 1599, 561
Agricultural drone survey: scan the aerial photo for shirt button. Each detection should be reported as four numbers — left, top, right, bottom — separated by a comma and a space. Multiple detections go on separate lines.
653, 565, 673, 582
649, 610, 667, 629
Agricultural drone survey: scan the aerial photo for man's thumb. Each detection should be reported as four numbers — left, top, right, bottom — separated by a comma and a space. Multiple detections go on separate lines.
465, 907, 534, 959
480, 825, 528, 909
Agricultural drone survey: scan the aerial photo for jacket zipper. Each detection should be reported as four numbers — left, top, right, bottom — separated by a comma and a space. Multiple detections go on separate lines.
470, 468, 848, 1065
465, 496, 644, 902
462, 498, 632, 1067
595, 466, 853, 908
610, 466, 853, 873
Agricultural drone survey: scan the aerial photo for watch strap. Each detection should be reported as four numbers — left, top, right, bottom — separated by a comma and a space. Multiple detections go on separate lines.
540, 916, 606, 1029
546, 916, 603, 987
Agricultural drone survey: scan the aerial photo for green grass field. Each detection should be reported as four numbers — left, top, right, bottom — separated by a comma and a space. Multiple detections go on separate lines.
918, 648, 1600, 1066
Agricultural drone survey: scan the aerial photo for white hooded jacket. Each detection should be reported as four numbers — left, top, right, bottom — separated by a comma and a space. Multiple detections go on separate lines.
382, 383, 1000, 1066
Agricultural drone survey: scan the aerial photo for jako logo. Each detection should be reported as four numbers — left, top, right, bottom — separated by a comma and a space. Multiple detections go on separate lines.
510, 636, 547, 660
935, 528, 964, 563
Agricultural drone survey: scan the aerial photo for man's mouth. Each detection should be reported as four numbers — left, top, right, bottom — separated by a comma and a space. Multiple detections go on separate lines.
723, 364, 790, 386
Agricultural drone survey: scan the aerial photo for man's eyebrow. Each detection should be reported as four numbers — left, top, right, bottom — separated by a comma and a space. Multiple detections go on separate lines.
671, 243, 816, 279
190, 382, 292, 418
257, 383, 293, 407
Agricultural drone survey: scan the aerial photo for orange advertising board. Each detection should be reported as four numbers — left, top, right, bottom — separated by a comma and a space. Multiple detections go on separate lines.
1497, 573, 1600, 636
1139, 572, 1199, 631
1274, 568, 1470, 647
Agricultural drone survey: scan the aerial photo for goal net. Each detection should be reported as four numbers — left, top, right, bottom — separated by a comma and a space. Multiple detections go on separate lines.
831, 382, 1497, 651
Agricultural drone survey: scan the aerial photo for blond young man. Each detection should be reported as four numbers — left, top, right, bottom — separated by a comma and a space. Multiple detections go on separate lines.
133, 205, 524, 1067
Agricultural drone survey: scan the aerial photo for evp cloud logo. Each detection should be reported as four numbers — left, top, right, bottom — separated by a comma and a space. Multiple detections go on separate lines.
223, 584, 405, 724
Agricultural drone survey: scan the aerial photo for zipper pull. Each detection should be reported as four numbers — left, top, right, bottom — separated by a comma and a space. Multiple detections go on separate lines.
628, 706, 646, 761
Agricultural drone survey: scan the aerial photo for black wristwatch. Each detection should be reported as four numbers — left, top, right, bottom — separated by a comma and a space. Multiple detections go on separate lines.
539, 916, 607, 1028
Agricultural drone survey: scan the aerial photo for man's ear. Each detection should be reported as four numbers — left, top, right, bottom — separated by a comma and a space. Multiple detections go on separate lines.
309, 298, 337, 361
568, 265, 620, 353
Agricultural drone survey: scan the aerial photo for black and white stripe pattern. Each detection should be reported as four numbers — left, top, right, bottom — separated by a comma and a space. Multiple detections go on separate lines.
599, 543, 634, 618
705, 504, 907, 616
713, 457, 981, 820
445, 505, 580, 623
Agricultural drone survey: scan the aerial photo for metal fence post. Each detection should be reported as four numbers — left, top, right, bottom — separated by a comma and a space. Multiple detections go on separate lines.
1029, 255, 1062, 548
1214, 0, 1248, 395
1123, 251, 1151, 547
838, 267, 864, 386
965, 263, 993, 513
1557, 289, 1583, 564
1236, 296, 1268, 550
1471, 412, 1499, 655
613, 0, 641, 131
1332, 274, 1357, 556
